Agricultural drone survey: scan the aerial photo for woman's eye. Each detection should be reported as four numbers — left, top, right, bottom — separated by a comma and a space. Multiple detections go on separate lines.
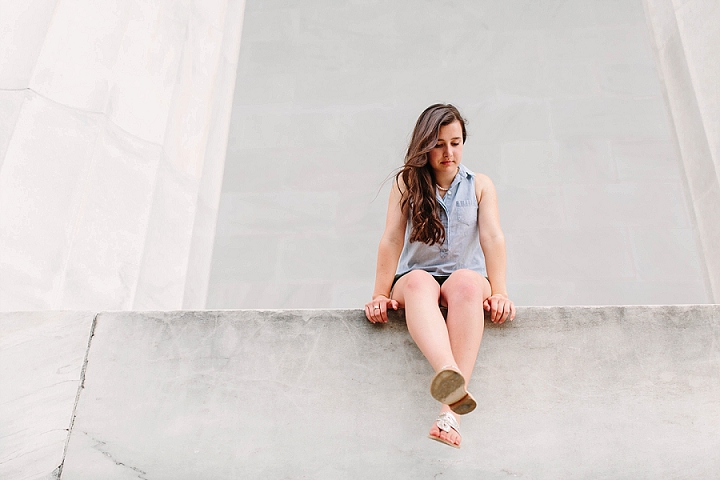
451, 142, 460, 147
434, 144, 444, 149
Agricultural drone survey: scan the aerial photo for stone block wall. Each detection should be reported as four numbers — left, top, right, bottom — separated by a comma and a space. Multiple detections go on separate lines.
208, 0, 712, 308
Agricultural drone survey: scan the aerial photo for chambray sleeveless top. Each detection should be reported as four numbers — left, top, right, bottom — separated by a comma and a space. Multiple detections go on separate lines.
396, 164, 487, 277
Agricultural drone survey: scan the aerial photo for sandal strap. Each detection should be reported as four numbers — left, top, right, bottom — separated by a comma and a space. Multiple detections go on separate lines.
435, 411, 460, 434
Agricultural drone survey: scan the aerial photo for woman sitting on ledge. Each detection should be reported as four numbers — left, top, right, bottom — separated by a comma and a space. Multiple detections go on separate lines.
365, 104, 515, 448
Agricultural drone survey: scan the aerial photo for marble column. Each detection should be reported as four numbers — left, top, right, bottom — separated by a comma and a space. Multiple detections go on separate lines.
643, 0, 720, 301
0, 0, 246, 310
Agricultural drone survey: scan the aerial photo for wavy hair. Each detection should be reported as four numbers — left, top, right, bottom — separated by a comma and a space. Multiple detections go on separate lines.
397, 104, 467, 245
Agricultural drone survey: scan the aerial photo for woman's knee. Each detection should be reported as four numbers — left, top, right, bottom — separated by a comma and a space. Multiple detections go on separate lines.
402, 270, 440, 294
442, 269, 489, 302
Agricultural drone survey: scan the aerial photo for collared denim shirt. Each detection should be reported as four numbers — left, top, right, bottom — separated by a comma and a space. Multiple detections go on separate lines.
396, 164, 487, 277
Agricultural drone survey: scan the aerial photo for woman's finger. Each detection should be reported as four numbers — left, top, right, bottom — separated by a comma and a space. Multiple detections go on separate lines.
497, 299, 507, 323
370, 301, 381, 323
367, 303, 378, 323
498, 302, 510, 324
380, 301, 388, 323
504, 303, 511, 322
497, 302, 505, 323
492, 301, 500, 323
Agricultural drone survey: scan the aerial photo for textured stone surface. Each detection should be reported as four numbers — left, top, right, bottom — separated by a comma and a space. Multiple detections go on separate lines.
0, 311, 95, 480
0, 95, 102, 310
0, 0, 59, 88
54, 306, 720, 479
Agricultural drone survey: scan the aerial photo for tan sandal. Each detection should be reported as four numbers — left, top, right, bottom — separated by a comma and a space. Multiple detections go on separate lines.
427, 411, 461, 449
430, 366, 477, 415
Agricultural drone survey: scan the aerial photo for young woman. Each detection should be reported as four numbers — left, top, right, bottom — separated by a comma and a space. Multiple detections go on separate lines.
364, 104, 515, 448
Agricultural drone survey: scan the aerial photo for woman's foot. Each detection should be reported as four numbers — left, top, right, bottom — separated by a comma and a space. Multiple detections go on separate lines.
427, 409, 461, 448
430, 366, 477, 415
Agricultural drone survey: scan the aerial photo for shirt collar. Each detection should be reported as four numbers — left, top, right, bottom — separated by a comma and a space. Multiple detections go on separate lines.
451, 164, 473, 189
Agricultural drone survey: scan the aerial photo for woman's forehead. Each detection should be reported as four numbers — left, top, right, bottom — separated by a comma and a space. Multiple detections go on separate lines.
437, 121, 463, 139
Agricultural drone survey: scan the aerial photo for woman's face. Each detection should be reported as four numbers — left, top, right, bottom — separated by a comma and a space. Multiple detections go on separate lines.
428, 120, 463, 175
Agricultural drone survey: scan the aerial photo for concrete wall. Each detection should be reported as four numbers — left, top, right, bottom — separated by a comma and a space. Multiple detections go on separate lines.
0, 0, 246, 311
208, 0, 710, 309
3, 307, 719, 478
643, 0, 720, 300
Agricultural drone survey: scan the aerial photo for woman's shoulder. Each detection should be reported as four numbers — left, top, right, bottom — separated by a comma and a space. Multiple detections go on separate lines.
471, 172, 497, 203
390, 172, 409, 197
472, 172, 495, 189
460, 165, 492, 186
388, 173, 408, 206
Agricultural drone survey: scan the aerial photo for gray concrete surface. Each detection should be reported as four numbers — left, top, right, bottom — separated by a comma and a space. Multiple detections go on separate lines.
208, 0, 710, 309
4, 307, 718, 479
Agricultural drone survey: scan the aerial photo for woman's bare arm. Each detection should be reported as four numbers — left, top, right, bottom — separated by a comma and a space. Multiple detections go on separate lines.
475, 174, 515, 323
366, 180, 407, 323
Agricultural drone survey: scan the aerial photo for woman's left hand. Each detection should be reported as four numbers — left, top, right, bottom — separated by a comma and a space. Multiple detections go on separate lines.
483, 294, 515, 324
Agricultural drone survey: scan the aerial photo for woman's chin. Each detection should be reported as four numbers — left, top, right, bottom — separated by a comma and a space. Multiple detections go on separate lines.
435, 162, 458, 172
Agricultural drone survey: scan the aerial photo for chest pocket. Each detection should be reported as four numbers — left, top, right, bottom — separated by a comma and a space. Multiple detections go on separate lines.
456, 200, 477, 226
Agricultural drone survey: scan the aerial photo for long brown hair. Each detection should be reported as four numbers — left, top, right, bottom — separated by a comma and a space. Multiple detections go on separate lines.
397, 104, 467, 245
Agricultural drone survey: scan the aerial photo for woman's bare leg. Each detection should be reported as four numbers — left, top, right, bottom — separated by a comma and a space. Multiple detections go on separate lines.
391, 270, 458, 372
392, 269, 490, 447
431, 269, 490, 446
441, 269, 490, 387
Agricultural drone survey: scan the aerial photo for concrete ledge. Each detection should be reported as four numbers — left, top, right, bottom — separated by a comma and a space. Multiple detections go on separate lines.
2, 306, 720, 479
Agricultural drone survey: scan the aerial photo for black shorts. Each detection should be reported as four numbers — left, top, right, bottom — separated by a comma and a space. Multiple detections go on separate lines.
391, 271, 450, 289
391, 271, 489, 295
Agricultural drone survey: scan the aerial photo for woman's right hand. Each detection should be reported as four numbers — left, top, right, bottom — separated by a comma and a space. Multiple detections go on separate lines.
364, 295, 399, 324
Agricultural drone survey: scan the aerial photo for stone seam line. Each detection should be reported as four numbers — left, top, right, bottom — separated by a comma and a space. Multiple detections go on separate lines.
56, 312, 99, 479
0, 87, 166, 145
